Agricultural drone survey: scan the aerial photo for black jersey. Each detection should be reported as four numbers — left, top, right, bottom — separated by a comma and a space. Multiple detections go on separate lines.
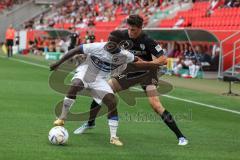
122, 30, 163, 61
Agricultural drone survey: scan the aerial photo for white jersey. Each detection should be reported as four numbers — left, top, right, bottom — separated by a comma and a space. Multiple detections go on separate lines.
72, 42, 134, 104
74, 42, 134, 82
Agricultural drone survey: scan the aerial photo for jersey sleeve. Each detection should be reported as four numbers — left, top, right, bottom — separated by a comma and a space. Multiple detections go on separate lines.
82, 43, 92, 55
82, 43, 105, 56
146, 38, 164, 57
125, 50, 135, 63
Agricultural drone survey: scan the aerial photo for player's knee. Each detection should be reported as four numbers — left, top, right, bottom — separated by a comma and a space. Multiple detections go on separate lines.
103, 94, 118, 119
108, 78, 122, 93
103, 93, 117, 108
71, 79, 84, 91
67, 79, 84, 99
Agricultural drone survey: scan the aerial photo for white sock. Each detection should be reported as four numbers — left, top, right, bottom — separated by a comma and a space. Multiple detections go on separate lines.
59, 97, 75, 120
108, 119, 118, 138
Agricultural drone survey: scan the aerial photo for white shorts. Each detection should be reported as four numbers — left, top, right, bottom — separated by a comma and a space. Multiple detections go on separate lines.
72, 70, 113, 104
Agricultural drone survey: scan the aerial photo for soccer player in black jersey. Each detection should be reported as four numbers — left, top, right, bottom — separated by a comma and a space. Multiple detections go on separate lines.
74, 14, 188, 145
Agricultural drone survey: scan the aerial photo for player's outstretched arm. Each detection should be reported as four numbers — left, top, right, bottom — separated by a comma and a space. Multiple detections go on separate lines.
50, 45, 84, 71
133, 56, 160, 69
151, 55, 167, 65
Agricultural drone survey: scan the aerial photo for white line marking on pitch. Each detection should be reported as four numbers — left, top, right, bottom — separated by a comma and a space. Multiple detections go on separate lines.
133, 87, 240, 115
2, 55, 239, 116
0, 55, 49, 69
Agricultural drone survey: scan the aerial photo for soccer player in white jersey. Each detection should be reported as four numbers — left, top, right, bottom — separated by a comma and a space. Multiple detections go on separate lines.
50, 30, 159, 146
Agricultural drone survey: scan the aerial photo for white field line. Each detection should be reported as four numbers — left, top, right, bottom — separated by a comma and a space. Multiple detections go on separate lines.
133, 88, 240, 116
0, 55, 49, 69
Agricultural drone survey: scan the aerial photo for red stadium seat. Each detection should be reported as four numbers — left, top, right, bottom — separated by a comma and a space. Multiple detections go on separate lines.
158, 1, 240, 31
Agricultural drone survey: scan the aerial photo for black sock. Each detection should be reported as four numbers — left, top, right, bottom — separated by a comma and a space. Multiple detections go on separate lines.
88, 100, 101, 126
161, 110, 185, 139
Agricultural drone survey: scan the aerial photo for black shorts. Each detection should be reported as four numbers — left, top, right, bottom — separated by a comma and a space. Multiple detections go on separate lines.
114, 63, 159, 90
6, 39, 14, 47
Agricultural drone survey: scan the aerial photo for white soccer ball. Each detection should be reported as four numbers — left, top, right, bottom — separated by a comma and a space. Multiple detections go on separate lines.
48, 126, 69, 145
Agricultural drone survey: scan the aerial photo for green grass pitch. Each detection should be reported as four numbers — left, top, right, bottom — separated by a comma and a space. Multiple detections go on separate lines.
0, 54, 240, 160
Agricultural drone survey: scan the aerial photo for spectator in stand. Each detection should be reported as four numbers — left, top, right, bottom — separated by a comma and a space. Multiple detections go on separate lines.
224, 0, 240, 7
48, 38, 56, 52
0, 0, 29, 12
206, 0, 224, 16
34, 37, 44, 55
57, 38, 69, 53
194, 45, 211, 66
173, 16, 185, 28
173, 44, 196, 76
39, 13, 44, 25
6, 0, 13, 9
173, 56, 187, 76
179, 43, 185, 57
184, 44, 195, 60
188, 59, 201, 78
172, 43, 182, 58
173, 56, 201, 78
210, 45, 220, 69
87, 16, 95, 27
43, 37, 50, 53
75, 17, 86, 28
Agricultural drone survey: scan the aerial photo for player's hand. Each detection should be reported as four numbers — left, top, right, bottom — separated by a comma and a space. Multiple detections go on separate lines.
156, 56, 167, 65
134, 56, 145, 63
50, 63, 60, 71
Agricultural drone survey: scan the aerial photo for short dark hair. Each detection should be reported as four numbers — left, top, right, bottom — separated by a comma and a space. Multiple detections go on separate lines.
126, 14, 143, 28
108, 30, 125, 44
105, 30, 125, 53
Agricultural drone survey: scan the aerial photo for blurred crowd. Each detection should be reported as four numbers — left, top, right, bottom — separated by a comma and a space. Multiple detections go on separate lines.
206, 0, 240, 16
27, 28, 96, 56
170, 0, 240, 29
31, 0, 194, 30
159, 41, 220, 78
22, 0, 178, 55
33, 0, 150, 29
0, 0, 29, 13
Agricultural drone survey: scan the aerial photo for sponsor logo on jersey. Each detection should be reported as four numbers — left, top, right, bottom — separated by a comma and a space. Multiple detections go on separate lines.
118, 74, 126, 79
155, 45, 163, 52
90, 56, 121, 72
129, 50, 147, 56
151, 78, 158, 85
140, 44, 145, 50
112, 57, 119, 62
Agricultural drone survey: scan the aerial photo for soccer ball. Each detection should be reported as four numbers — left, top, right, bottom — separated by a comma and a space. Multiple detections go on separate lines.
48, 126, 69, 145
